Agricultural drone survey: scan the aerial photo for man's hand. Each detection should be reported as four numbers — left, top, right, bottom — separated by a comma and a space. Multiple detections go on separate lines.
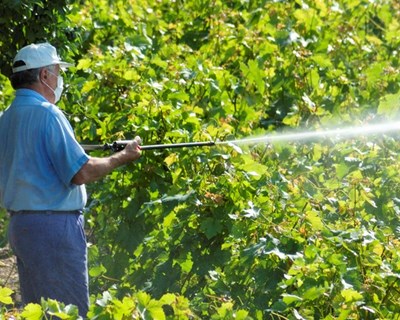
120, 136, 142, 162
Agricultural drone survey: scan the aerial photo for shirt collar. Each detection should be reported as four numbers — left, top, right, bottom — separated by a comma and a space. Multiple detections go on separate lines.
16, 88, 48, 103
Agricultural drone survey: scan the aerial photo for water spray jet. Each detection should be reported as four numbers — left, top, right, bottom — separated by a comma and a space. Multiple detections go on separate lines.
216, 120, 400, 147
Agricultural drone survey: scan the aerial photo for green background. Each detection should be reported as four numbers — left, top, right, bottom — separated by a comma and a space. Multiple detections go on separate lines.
1, 0, 400, 318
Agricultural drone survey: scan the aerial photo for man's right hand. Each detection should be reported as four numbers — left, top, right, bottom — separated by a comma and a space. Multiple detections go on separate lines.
122, 136, 142, 162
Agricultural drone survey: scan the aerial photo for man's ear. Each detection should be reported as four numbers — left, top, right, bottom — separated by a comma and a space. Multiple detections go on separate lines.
39, 68, 48, 81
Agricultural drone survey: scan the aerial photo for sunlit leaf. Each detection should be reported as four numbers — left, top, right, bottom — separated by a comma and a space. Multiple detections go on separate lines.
76, 58, 92, 70
20, 303, 43, 320
341, 289, 364, 303
0, 286, 13, 305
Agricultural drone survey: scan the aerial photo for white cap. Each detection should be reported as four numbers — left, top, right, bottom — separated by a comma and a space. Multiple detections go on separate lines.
12, 43, 73, 73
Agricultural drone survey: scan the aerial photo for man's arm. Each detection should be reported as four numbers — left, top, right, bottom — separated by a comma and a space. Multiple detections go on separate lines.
72, 139, 141, 185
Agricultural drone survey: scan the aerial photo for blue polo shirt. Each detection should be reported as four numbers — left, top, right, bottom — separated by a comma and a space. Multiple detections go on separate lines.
0, 89, 89, 211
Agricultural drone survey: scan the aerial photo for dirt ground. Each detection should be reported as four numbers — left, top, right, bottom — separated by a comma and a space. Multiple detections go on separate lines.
0, 245, 21, 305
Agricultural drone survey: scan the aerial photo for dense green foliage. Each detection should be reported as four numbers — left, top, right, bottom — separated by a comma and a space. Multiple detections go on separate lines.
1, 0, 400, 319
0, 0, 75, 77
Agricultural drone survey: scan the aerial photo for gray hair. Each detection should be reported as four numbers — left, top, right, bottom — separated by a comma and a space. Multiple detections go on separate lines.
9, 64, 56, 90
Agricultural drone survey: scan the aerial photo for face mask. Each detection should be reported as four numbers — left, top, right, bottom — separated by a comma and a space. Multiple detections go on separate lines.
43, 70, 64, 103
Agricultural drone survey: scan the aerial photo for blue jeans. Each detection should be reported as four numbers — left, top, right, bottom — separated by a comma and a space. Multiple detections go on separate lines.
8, 211, 89, 317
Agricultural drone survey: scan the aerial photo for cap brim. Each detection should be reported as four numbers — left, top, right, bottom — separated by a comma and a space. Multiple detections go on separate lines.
12, 61, 74, 73
59, 61, 74, 69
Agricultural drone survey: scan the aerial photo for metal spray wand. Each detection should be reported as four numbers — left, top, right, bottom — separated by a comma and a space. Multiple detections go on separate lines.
82, 140, 216, 152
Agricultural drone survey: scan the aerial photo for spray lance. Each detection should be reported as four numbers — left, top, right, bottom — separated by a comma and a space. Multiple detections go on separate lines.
81, 120, 400, 152
81, 140, 216, 152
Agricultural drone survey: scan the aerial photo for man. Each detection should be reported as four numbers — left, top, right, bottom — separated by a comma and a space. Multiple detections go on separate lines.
0, 43, 141, 316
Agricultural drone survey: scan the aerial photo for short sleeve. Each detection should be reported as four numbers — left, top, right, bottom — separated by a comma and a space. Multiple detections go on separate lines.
45, 109, 89, 186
